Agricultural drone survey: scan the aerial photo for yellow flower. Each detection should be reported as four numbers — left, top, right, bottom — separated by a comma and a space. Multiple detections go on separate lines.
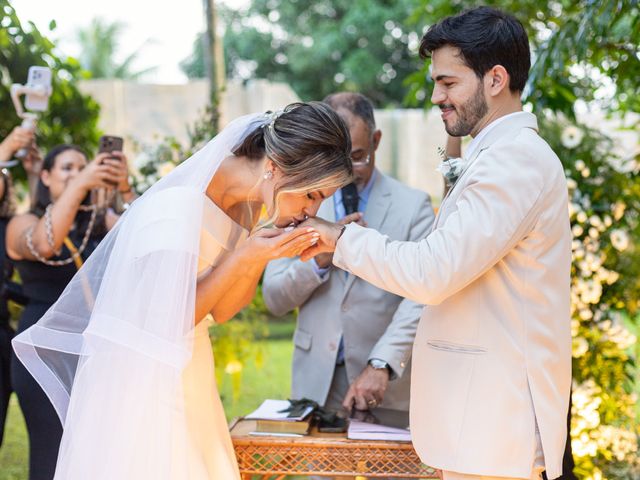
606, 270, 619, 285
225, 359, 243, 375
158, 162, 176, 178
610, 229, 629, 251
588, 215, 602, 228
572, 337, 589, 358
613, 201, 626, 221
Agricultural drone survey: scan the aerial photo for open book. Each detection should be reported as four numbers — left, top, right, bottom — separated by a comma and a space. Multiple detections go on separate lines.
347, 420, 411, 442
245, 399, 314, 436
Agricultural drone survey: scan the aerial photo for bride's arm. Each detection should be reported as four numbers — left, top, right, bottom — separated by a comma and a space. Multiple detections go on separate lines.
194, 227, 319, 324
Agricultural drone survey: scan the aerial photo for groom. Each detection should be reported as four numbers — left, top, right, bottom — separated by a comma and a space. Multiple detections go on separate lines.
301, 7, 571, 480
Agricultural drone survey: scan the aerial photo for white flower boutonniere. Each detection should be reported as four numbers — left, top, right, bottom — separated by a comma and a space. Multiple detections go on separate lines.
436, 147, 467, 187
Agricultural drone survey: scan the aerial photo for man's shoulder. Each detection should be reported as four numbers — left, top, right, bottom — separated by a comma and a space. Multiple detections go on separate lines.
376, 171, 431, 204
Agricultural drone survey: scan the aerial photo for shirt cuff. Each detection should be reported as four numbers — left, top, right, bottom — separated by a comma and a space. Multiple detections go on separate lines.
311, 258, 331, 278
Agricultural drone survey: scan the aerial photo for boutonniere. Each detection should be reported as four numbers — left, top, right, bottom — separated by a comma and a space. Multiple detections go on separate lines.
436, 147, 467, 187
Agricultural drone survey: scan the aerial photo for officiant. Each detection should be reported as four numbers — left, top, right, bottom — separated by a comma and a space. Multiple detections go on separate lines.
263, 92, 435, 413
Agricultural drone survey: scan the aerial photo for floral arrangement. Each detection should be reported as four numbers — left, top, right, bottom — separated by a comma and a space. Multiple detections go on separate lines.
131, 137, 185, 194
540, 116, 639, 480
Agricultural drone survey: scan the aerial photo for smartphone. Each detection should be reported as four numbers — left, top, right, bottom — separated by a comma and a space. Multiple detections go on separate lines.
24, 66, 52, 112
98, 135, 124, 157
97, 135, 124, 194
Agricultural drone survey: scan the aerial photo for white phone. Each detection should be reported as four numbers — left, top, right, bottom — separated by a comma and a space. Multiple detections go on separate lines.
24, 66, 52, 112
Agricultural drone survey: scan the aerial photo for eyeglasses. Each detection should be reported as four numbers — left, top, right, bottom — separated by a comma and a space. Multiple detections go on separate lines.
350, 152, 371, 167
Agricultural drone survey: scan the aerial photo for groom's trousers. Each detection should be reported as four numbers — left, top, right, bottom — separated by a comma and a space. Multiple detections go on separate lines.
443, 471, 544, 480
442, 426, 545, 480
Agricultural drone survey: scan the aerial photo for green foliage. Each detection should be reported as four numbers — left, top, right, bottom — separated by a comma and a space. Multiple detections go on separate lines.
180, 32, 207, 79
75, 18, 156, 80
539, 117, 640, 479
210, 290, 270, 402
219, 0, 423, 106
0, 0, 101, 161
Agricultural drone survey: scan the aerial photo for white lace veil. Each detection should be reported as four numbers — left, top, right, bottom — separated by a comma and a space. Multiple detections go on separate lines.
12, 112, 270, 423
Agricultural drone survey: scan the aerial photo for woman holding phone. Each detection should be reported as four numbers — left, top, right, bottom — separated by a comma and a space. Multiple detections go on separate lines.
5, 144, 130, 480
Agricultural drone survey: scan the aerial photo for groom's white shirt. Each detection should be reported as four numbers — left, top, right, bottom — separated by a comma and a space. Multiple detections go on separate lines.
332, 112, 571, 479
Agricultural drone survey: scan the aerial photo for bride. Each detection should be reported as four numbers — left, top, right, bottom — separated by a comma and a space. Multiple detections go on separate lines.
12, 102, 353, 479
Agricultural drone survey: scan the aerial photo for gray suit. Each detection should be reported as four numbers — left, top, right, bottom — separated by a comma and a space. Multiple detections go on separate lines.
263, 170, 435, 411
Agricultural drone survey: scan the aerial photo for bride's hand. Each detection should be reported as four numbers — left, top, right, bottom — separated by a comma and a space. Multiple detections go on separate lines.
241, 226, 320, 263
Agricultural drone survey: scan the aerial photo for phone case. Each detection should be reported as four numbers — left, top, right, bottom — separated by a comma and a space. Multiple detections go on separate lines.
25, 66, 52, 112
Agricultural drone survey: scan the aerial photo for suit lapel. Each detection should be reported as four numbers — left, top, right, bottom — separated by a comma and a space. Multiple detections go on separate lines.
341, 171, 391, 299
432, 145, 488, 230
433, 112, 539, 230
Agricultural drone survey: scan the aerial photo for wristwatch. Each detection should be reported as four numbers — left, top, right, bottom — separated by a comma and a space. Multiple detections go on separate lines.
368, 358, 390, 372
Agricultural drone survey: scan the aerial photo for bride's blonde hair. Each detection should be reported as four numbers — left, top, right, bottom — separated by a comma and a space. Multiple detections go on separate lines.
232, 101, 353, 227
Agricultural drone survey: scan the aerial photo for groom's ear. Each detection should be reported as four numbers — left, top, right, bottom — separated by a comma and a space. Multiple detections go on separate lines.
485, 65, 510, 97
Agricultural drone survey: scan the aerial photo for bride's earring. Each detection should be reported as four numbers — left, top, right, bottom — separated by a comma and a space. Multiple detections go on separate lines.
263, 170, 274, 180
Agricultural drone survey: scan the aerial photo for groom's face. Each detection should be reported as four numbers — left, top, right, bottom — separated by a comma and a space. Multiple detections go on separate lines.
430, 45, 488, 137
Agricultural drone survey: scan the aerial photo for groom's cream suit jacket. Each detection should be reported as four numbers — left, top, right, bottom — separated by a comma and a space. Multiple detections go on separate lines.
332, 112, 571, 479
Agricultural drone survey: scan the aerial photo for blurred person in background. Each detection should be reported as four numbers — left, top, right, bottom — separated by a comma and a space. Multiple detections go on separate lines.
5, 144, 130, 480
0, 125, 41, 448
263, 93, 434, 423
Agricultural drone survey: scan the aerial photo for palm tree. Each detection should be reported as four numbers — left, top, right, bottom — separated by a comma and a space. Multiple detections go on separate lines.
76, 18, 156, 80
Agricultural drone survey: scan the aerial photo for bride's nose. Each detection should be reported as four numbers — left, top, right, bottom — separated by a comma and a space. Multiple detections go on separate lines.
304, 201, 321, 218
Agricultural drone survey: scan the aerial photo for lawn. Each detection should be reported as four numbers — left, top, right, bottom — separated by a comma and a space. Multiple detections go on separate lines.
0, 321, 297, 480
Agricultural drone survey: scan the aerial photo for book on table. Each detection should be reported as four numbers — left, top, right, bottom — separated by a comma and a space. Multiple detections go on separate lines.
245, 399, 314, 436
347, 408, 412, 442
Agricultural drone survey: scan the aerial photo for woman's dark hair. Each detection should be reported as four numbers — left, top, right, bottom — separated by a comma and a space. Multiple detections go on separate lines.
233, 101, 353, 222
34, 144, 106, 237
33, 144, 87, 216
419, 6, 530, 93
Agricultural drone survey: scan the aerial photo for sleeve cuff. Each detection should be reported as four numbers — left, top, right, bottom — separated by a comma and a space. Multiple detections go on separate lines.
311, 257, 331, 278
333, 223, 362, 271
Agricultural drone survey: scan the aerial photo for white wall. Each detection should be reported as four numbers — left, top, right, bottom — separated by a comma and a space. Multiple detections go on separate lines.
78, 79, 449, 201
78, 79, 638, 205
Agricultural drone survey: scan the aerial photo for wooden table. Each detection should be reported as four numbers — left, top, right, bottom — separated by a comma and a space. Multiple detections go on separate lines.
230, 419, 438, 479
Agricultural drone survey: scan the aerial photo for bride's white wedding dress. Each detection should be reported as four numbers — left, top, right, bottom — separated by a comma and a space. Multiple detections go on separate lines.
12, 113, 268, 480
52, 193, 246, 479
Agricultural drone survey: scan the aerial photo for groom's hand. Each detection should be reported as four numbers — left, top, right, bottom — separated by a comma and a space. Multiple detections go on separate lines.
314, 212, 366, 268
342, 364, 389, 411
298, 213, 363, 262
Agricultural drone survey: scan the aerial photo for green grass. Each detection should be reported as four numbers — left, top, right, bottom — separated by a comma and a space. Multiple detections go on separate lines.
0, 395, 28, 480
0, 323, 297, 480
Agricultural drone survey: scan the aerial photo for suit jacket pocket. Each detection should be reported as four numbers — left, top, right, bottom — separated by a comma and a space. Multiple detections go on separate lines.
293, 328, 312, 351
426, 339, 487, 355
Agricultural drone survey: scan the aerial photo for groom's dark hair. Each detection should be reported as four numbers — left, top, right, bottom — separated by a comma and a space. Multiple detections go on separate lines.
419, 6, 530, 93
